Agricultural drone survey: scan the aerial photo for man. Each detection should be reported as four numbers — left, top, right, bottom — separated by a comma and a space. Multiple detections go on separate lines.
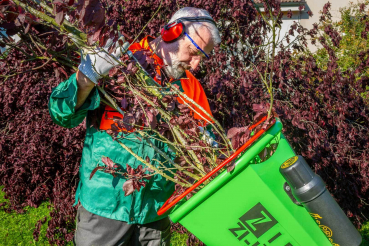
49, 7, 221, 246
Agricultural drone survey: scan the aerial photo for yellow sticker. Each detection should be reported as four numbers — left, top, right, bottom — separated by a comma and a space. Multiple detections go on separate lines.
319, 225, 333, 238
309, 213, 340, 246
309, 212, 323, 220
281, 156, 298, 169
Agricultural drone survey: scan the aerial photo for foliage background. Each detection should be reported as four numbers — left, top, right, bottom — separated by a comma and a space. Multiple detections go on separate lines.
0, 0, 369, 245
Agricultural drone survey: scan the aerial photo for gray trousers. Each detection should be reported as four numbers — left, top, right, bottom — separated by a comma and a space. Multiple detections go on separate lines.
73, 205, 171, 246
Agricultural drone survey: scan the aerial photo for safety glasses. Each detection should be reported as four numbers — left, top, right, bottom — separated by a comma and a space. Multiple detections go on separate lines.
184, 32, 210, 59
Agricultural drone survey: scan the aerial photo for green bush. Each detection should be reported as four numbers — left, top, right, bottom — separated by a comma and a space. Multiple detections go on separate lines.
312, 1, 369, 99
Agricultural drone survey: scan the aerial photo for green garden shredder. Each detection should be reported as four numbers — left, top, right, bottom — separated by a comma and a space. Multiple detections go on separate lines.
158, 118, 362, 246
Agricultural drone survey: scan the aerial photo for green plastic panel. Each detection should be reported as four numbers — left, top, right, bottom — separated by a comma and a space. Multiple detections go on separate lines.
169, 120, 331, 246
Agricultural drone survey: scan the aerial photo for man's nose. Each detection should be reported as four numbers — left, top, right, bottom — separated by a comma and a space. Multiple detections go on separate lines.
190, 56, 201, 70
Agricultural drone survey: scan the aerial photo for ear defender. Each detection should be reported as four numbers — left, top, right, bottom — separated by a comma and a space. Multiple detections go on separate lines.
161, 17, 217, 43
161, 20, 185, 43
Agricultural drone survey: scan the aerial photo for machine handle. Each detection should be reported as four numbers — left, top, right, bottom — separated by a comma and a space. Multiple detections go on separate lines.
157, 116, 275, 216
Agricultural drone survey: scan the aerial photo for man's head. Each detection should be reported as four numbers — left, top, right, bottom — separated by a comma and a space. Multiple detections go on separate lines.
153, 7, 221, 79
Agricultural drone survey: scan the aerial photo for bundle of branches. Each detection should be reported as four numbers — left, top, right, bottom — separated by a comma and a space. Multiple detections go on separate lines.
1, 0, 369, 245
86, 46, 237, 194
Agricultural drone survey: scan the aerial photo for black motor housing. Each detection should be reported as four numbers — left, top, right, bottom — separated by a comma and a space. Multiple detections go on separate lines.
280, 155, 362, 246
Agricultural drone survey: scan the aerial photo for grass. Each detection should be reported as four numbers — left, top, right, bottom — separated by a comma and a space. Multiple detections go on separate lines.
0, 187, 188, 246
0, 188, 51, 246
362, 222, 369, 246
0, 187, 368, 246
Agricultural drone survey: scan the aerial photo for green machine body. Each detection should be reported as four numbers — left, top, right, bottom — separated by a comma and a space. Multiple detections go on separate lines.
168, 119, 361, 246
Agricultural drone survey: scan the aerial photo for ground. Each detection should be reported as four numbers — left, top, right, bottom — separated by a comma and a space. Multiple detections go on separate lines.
0, 187, 367, 246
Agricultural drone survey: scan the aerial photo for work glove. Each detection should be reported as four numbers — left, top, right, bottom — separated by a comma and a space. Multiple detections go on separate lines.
77, 36, 129, 84
198, 126, 218, 148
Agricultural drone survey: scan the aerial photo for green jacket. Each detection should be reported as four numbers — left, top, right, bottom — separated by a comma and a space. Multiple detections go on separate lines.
48, 73, 175, 224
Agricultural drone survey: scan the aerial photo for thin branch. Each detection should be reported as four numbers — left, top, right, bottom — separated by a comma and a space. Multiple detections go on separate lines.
0, 56, 53, 78
116, 139, 189, 187
129, 0, 162, 46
